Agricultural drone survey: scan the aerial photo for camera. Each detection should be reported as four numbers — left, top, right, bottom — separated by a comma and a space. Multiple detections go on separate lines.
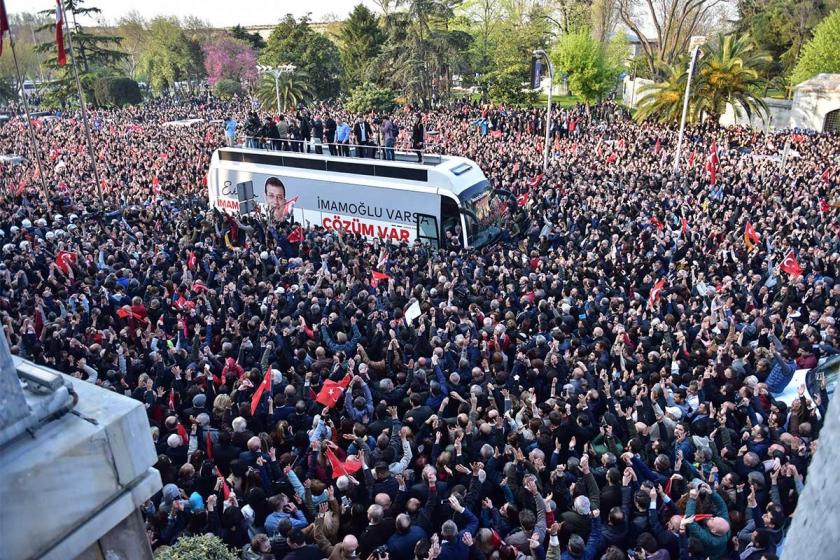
375, 545, 388, 559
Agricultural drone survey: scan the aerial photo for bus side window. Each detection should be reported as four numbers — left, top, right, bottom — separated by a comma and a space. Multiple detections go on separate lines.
441, 196, 459, 247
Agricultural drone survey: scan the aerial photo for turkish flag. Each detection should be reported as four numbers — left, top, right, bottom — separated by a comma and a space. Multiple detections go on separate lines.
681, 218, 688, 235
250, 365, 273, 416
820, 168, 831, 183
187, 250, 197, 270
55, 250, 77, 274
780, 250, 803, 277
648, 277, 666, 309
55, 0, 66, 66
371, 270, 390, 288
287, 226, 303, 244
527, 174, 544, 188
174, 295, 195, 311
326, 447, 362, 478
517, 192, 529, 207
650, 217, 664, 231
316, 374, 352, 408
215, 467, 231, 500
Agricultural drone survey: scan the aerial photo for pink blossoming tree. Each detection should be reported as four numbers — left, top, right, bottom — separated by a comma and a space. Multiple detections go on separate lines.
202, 36, 257, 87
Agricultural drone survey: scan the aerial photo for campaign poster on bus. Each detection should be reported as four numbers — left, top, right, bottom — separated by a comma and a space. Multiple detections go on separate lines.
210, 169, 440, 243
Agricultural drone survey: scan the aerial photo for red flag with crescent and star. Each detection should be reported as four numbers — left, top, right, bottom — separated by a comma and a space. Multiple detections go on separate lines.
316, 374, 352, 408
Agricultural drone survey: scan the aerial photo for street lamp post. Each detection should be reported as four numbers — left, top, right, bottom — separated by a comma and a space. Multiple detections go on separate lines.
673, 36, 706, 173
533, 49, 554, 172
256, 64, 296, 114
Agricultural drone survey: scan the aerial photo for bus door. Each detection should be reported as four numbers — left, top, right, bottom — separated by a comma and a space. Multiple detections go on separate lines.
416, 214, 440, 249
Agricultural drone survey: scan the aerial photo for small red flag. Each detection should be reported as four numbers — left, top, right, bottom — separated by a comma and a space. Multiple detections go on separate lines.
688, 150, 695, 167
250, 366, 273, 415
55, 250, 77, 274
55, 0, 66, 66
187, 250, 197, 271
650, 216, 664, 231
205, 432, 214, 459
680, 218, 688, 235
326, 447, 363, 478
527, 174, 544, 188
176, 422, 188, 445
654, 137, 661, 154
287, 226, 303, 244
780, 250, 803, 277
819, 198, 830, 213
370, 270, 390, 288
648, 277, 666, 309
215, 467, 231, 500
516, 192, 529, 208
820, 168, 831, 183
316, 374, 352, 408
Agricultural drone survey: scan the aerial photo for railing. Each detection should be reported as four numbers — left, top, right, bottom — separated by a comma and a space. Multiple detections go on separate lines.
237, 137, 444, 165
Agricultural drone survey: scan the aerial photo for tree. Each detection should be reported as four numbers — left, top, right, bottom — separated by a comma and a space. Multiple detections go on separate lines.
156, 535, 238, 560
345, 83, 397, 113
115, 11, 148, 79
202, 36, 257, 87
137, 17, 204, 93
694, 33, 770, 120
481, 65, 538, 104
260, 15, 341, 100
617, 0, 724, 78
634, 33, 769, 123
553, 30, 625, 102
213, 78, 243, 99
35, 1, 126, 104
791, 9, 840, 85
339, 4, 385, 91
736, 0, 839, 79
93, 77, 141, 106
230, 24, 266, 51
255, 70, 312, 113
633, 62, 690, 122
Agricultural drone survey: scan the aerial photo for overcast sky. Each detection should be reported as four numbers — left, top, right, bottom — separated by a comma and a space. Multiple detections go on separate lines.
6, 0, 377, 27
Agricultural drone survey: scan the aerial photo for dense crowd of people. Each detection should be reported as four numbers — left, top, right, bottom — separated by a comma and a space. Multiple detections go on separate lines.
0, 93, 838, 560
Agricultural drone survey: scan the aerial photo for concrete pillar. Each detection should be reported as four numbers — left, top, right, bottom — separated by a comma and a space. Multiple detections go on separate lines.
781, 390, 840, 559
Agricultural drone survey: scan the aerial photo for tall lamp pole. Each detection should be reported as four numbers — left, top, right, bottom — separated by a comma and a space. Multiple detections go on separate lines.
256, 64, 296, 114
673, 36, 706, 173
533, 49, 554, 172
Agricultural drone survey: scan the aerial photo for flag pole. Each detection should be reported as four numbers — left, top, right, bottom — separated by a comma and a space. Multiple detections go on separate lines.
59, 0, 104, 211
6, 27, 52, 211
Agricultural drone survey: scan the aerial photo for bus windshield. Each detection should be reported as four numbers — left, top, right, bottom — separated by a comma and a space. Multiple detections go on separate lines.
459, 180, 502, 248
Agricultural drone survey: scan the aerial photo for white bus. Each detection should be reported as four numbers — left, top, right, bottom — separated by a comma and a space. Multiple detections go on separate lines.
207, 146, 513, 249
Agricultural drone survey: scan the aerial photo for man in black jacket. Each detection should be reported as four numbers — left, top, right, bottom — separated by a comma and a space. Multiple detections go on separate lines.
353, 118, 373, 158
324, 114, 337, 156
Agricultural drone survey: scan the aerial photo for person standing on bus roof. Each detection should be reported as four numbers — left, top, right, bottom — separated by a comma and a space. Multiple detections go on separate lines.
382, 115, 396, 161
298, 112, 311, 153
312, 115, 324, 155
265, 177, 289, 222
412, 114, 424, 163
223, 117, 237, 147
324, 113, 337, 156
260, 117, 280, 151
337, 119, 351, 157
353, 118, 373, 158
277, 115, 291, 151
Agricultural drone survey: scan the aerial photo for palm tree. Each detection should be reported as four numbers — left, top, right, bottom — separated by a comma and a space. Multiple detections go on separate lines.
255, 70, 312, 114
634, 33, 769, 124
634, 61, 689, 123
694, 33, 770, 122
